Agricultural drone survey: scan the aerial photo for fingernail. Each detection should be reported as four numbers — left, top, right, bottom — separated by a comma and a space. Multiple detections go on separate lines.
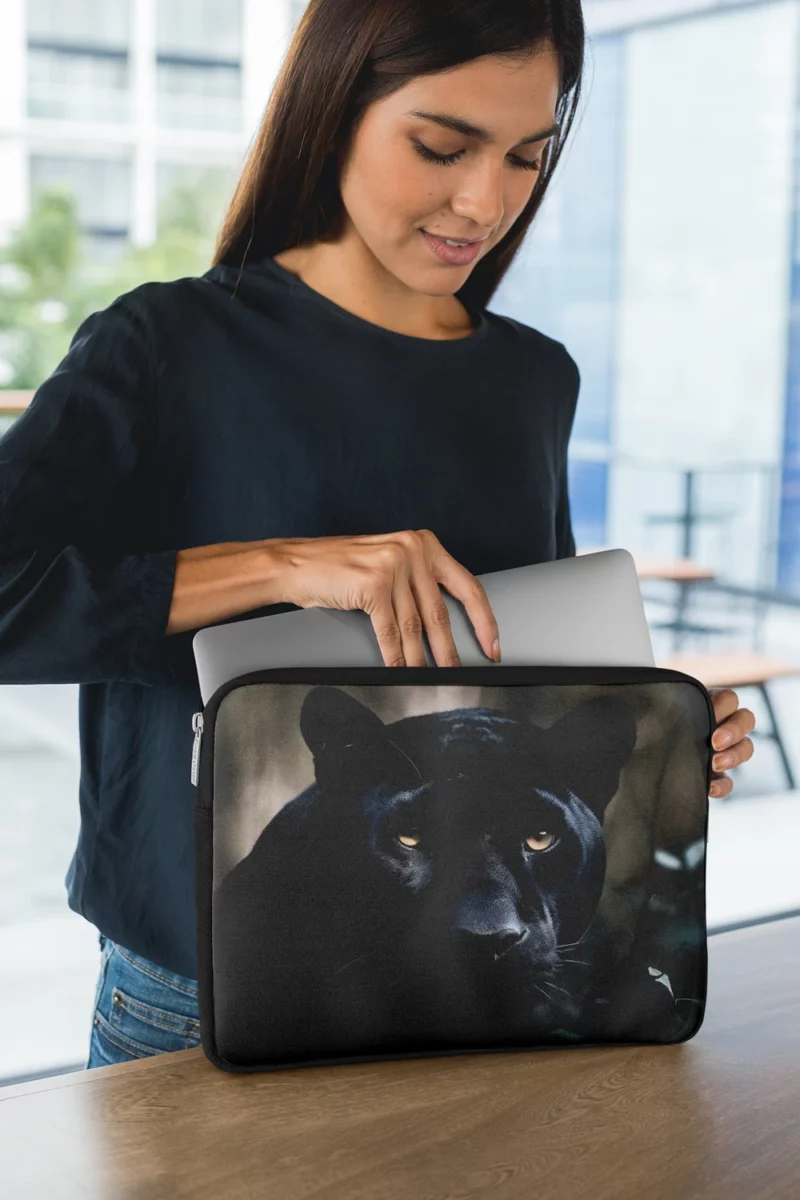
710, 784, 721, 797
492, 638, 501, 662
714, 730, 733, 749
715, 753, 733, 770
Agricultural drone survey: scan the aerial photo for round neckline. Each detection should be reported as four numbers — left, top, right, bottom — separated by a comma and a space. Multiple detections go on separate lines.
255, 255, 490, 348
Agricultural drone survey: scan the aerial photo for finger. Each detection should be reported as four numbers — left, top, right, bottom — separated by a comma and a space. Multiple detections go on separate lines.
709, 774, 733, 799
397, 533, 461, 667
711, 686, 739, 713
392, 572, 430, 668
712, 707, 757, 751
409, 571, 461, 668
710, 687, 740, 727
713, 735, 755, 774
430, 553, 499, 662
367, 589, 407, 667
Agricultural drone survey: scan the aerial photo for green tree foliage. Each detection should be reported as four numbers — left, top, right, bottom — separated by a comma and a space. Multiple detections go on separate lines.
0, 174, 225, 391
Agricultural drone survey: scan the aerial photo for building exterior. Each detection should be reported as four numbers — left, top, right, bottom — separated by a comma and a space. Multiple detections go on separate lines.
506, 0, 800, 591
0, 0, 797, 590
0, 0, 294, 259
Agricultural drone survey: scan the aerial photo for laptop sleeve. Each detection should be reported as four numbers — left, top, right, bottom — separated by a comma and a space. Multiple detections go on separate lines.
192, 664, 714, 1072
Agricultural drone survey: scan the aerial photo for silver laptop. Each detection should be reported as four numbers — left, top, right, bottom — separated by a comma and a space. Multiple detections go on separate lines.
192, 548, 654, 705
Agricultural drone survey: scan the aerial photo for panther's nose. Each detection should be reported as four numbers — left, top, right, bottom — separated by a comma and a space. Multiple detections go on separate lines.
458, 927, 528, 960
453, 894, 526, 945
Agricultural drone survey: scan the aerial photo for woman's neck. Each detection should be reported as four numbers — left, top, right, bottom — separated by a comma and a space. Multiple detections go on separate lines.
272, 239, 476, 341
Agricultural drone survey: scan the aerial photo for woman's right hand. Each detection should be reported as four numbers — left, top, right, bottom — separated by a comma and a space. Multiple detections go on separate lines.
272, 529, 501, 668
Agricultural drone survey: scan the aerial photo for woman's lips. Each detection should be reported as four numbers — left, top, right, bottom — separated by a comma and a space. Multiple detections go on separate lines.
420, 229, 484, 265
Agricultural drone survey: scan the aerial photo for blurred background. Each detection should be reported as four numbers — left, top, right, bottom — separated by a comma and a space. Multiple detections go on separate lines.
1, 0, 799, 1084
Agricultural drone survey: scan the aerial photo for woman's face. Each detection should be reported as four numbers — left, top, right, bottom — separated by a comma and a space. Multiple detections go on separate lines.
336, 46, 561, 294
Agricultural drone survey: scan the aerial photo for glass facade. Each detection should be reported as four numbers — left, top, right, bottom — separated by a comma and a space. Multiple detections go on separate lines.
494, 3, 800, 590
28, 46, 129, 124
27, 0, 129, 45
156, 59, 241, 131
155, 0, 241, 59
492, 35, 627, 554
26, 0, 130, 123
29, 154, 131, 239
155, 0, 242, 131
778, 17, 800, 592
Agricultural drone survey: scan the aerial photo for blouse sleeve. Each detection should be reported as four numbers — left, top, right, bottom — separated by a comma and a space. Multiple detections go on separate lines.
0, 296, 178, 686
555, 466, 576, 559
555, 343, 580, 560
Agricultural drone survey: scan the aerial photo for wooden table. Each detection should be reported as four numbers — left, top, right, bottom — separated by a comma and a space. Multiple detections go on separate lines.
578, 547, 716, 582
658, 651, 800, 690
628, 555, 721, 648
627, 554, 717, 585
579, 547, 720, 650
658, 651, 800, 790
2, 917, 799, 1199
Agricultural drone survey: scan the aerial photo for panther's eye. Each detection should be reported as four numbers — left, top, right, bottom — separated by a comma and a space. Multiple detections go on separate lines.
524, 832, 555, 852
397, 833, 421, 848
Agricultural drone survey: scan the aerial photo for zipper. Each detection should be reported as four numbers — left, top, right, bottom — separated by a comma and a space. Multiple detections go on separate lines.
191, 711, 204, 786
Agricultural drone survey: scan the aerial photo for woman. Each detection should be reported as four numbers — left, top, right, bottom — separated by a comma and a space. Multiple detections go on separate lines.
0, 0, 754, 1069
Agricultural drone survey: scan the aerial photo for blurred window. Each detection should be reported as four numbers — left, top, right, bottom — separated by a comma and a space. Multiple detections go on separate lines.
156, 0, 242, 131
156, 161, 236, 234
30, 154, 131, 240
26, 0, 131, 123
27, 0, 130, 45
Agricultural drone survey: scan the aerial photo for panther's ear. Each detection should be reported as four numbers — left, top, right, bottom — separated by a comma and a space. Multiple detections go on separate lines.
300, 685, 386, 757
299, 685, 416, 793
545, 696, 638, 819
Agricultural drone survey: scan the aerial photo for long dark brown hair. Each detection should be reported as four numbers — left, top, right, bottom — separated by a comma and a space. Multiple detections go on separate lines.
212, 0, 585, 312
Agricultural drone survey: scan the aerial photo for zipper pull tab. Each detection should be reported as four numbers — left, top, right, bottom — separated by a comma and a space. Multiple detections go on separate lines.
191, 712, 204, 787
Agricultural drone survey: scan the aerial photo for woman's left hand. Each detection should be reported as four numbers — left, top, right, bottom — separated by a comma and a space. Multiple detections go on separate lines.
709, 688, 756, 798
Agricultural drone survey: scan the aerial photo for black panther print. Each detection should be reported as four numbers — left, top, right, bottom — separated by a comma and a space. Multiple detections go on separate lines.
212, 685, 683, 1065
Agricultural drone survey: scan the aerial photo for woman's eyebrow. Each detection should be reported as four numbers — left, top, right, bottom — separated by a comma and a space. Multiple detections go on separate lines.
406, 109, 559, 146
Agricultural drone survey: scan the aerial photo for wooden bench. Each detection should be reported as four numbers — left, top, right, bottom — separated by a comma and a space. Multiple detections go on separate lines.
578, 547, 722, 648
0, 391, 33, 416
657, 652, 800, 791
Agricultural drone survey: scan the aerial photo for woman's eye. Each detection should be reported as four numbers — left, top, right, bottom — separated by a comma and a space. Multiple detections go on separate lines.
412, 140, 541, 173
397, 833, 421, 848
524, 832, 556, 852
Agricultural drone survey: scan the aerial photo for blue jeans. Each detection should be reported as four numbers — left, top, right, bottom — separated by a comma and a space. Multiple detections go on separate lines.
86, 933, 201, 1068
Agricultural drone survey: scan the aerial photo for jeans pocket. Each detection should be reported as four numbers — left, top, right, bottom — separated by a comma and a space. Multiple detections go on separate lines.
93, 941, 201, 1062
91, 934, 112, 1015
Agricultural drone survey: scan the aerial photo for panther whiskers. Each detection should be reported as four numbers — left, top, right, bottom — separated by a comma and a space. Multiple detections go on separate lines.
555, 933, 589, 952
329, 939, 396, 979
533, 983, 558, 1005
537, 978, 572, 998
330, 951, 375, 978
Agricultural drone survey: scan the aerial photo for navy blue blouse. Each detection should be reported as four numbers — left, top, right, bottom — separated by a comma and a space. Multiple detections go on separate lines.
0, 255, 579, 978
